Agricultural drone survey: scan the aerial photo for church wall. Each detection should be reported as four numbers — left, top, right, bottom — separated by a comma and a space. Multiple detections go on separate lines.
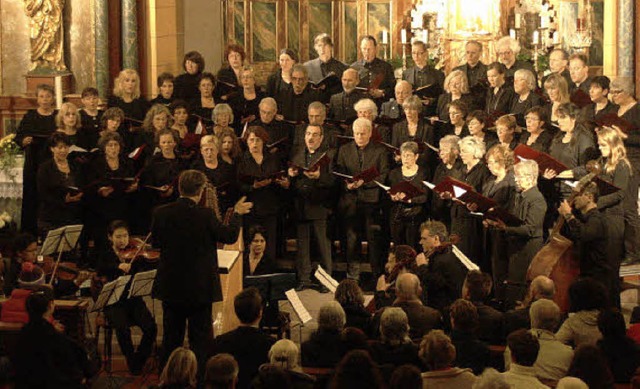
183, 0, 223, 77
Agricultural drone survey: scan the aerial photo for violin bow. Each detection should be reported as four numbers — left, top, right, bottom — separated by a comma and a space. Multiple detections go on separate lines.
127, 232, 153, 267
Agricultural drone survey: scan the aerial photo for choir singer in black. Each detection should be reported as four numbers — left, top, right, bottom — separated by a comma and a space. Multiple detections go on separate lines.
151, 170, 253, 377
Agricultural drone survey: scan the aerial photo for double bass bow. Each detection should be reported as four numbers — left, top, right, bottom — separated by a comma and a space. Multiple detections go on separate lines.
527, 160, 601, 312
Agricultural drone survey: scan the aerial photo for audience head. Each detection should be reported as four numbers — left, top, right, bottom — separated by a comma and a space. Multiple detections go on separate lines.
199, 72, 216, 98
567, 344, 614, 388
530, 276, 556, 303
313, 33, 334, 59
610, 77, 635, 100
258, 97, 278, 123
159, 347, 198, 388
448, 100, 468, 126
495, 114, 516, 145
462, 270, 492, 302
396, 273, 421, 302
568, 278, 609, 313
25, 287, 55, 320
318, 301, 346, 332
48, 132, 72, 154
420, 330, 456, 370
380, 307, 410, 345
340, 327, 370, 354
218, 127, 241, 159
252, 364, 292, 389
205, 353, 238, 389
183, 51, 205, 74
530, 298, 561, 332
35, 84, 55, 110
597, 308, 627, 339
234, 287, 263, 325
389, 364, 422, 389
245, 126, 270, 154
486, 61, 507, 88
98, 131, 124, 157
331, 349, 384, 389
12, 232, 37, 262
335, 279, 365, 308
507, 329, 539, 367
450, 298, 479, 333
556, 377, 589, 389
590, 75, 611, 100
472, 368, 511, 389
268, 339, 300, 371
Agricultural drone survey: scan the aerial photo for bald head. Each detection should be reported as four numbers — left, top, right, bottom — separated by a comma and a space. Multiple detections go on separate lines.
396, 273, 421, 301
342, 68, 360, 93
530, 299, 561, 331
530, 276, 555, 301
395, 80, 413, 104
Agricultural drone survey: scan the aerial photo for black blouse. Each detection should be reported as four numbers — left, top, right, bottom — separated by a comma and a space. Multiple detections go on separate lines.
519, 130, 554, 154
191, 157, 239, 213
237, 152, 285, 217
36, 159, 82, 227
387, 166, 429, 218
85, 155, 135, 220
173, 72, 202, 101
107, 96, 149, 129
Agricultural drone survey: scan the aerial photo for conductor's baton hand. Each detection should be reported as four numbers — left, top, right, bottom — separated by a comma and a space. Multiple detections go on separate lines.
234, 196, 253, 215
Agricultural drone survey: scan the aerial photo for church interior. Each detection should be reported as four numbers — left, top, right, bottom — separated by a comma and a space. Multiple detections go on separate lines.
2, 0, 640, 388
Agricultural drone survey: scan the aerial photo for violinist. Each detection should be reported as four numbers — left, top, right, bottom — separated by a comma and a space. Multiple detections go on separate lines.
558, 182, 618, 307
96, 220, 157, 375
415, 221, 467, 312
3, 233, 38, 296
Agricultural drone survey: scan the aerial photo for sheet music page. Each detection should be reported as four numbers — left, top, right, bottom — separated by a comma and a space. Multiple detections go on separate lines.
128, 270, 157, 298
92, 278, 118, 312
364, 295, 374, 307
57, 225, 84, 252
285, 289, 312, 324
314, 266, 339, 293
452, 245, 480, 271
107, 275, 131, 306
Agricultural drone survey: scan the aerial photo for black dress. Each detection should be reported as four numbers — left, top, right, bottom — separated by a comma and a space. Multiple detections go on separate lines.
191, 157, 239, 214
390, 119, 436, 170
549, 125, 598, 198
387, 166, 429, 249
36, 159, 83, 234
431, 158, 464, 228
78, 109, 103, 150
228, 89, 266, 135
107, 96, 149, 131
510, 92, 544, 127
14, 109, 57, 235
173, 72, 202, 101
215, 67, 241, 101
450, 161, 492, 271
518, 130, 554, 153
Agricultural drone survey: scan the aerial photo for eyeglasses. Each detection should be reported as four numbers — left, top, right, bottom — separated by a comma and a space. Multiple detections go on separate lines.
609, 89, 624, 95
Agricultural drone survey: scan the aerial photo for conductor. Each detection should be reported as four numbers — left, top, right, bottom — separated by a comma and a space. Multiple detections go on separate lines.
151, 170, 253, 375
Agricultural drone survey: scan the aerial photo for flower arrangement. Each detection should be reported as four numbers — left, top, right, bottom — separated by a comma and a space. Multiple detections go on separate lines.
0, 212, 13, 230
0, 134, 22, 182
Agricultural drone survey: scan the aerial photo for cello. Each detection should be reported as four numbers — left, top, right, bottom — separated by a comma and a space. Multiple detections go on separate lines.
527, 161, 600, 312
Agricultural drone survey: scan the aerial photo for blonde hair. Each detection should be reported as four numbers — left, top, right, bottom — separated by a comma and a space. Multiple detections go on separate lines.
159, 347, 197, 387
200, 134, 220, 150
495, 114, 517, 130
486, 144, 515, 171
55, 102, 81, 130
213, 103, 235, 125
420, 330, 456, 370
444, 70, 470, 94
459, 135, 486, 160
113, 68, 141, 99
353, 98, 378, 118
268, 339, 300, 370
597, 126, 631, 174
143, 104, 174, 133
544, 73, 570, 104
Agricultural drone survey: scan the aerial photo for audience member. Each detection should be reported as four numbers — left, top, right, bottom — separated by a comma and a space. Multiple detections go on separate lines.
567, 344, 615, 389
329, 349, 384, 389
12, 288, 95, 388
597, 308, 640, 383
301, 301, 346, 367
503, 275, 555, 337
334, 279, 371, 334
159, 347, 198, 389
340, 327, 370, 354
419, 330, 477, 387
505, 299, 572, 382
389, 364, 422, 389
462, 270, 504, 344
204, 353, 239, 389
501, 329, 549, 389
449, 298, 490, 375
472, 368, 510, 389
556, 376, 589, 389
210, 287, 276, 389
369, 307, 422, 369
268, 339, 315, 389
555, 278, 606, 347
250, 365, 293, 389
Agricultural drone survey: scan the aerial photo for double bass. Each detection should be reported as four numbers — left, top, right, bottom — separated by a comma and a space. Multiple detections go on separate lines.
527, 162, 600, 312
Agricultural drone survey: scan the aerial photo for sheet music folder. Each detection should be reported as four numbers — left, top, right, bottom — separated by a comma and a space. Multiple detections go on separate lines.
91, 275, 131, 312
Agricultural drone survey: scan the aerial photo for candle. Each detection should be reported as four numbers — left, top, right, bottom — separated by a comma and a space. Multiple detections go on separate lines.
533, 31, 539, 44
382, 30, 388, 44
401, 29, 407, 44
553, 31, 560, 44
515, 14, 521, 29
423, 30, 429, 44
509, 29, 516, 40
54, 76, 63, 109
540, 17, 548, 29
576, 18, 583, 30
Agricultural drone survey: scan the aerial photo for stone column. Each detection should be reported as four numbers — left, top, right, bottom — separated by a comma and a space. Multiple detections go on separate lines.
95, 0, 109, 98
617, 0, 634, 77
122, 0, 139, 70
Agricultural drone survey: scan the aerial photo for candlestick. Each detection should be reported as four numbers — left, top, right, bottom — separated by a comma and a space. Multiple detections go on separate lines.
553, 31, 560, 45
382, 30, 388, 45
515, 14, 521, 29
401, 29, 407, 44
423, 30, 428, 44
55, 76, 63, 109
533, 31, 539, 44
540, 17, 548, 29
510, 29, 516, 40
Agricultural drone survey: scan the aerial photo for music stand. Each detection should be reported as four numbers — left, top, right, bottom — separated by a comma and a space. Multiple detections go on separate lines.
39, 224, 83, 286
127, 270, 156, 299
244, 273, 297, 334
91, 275, 131, 313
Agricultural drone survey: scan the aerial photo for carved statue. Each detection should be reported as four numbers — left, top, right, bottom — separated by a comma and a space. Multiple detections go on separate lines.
24, 0, 67, 72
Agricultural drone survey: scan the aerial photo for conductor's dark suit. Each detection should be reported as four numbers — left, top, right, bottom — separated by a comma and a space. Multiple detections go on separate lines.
152, 197, 241, 371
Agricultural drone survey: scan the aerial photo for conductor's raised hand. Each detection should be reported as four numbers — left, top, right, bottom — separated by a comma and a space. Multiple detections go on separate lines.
234, 196, 253, 215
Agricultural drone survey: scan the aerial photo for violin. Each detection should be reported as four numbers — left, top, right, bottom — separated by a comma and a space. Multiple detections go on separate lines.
117, 235, 159, 263
38, 256, 93, 283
